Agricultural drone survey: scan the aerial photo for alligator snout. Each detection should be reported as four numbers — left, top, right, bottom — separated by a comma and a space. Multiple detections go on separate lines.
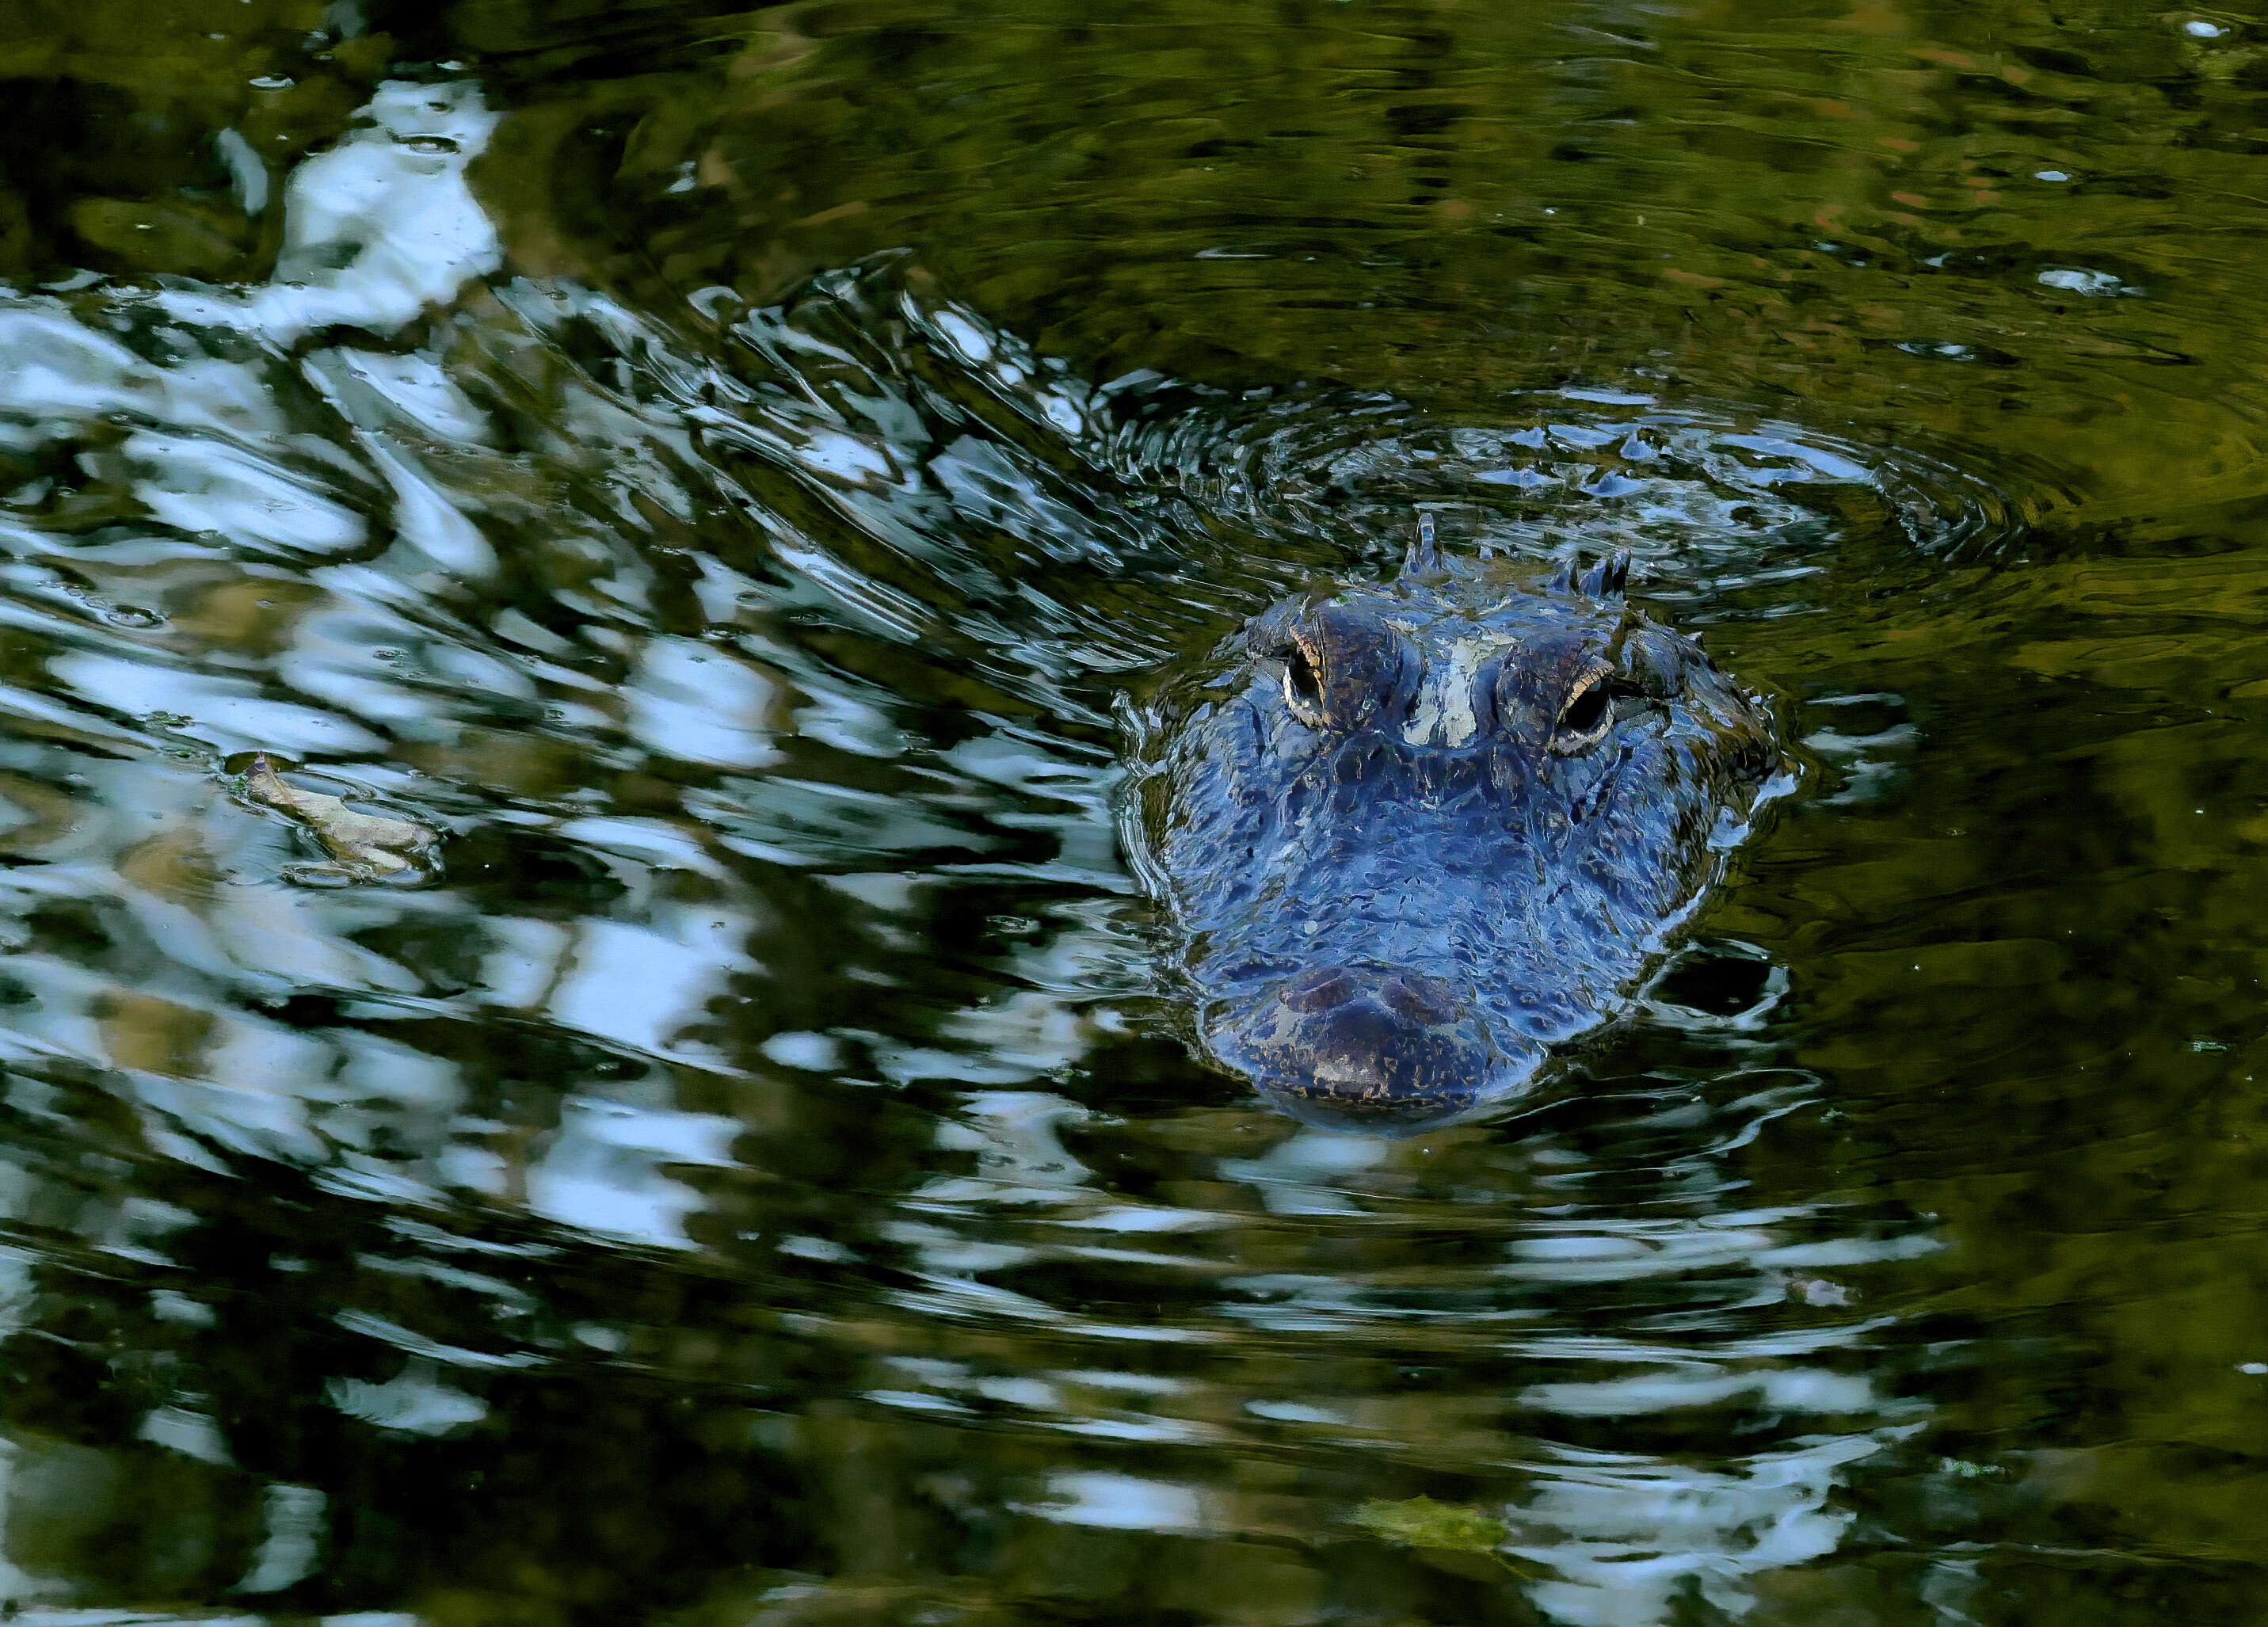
1207, 964, 1538, 1131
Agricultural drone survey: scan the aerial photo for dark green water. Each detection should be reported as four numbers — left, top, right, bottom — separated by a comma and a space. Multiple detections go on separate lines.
4, 0, 2268, 1621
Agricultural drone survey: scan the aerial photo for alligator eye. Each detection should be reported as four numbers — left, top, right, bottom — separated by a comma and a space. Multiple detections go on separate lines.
1549, 669, 1616, 754
1282, 646, 1327, 725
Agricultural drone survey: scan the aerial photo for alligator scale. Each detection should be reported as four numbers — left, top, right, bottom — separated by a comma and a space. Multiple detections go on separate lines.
1127, 516, 1780, 1130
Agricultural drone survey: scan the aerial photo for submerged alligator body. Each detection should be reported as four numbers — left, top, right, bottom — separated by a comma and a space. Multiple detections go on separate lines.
1126, 518, 1780, 1130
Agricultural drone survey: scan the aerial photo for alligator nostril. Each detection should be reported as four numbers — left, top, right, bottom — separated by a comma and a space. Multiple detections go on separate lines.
1277, 967, 1466, 1025
1378, 974, 1462, 1026
1282, 967, 1358, 1012
1210, 968, 1521, 1132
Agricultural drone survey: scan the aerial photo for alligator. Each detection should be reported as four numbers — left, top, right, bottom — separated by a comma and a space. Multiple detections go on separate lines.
1124, 515, 1781, 1130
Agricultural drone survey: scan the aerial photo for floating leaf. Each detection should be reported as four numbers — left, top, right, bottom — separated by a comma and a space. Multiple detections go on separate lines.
240, 754, 435, 881
1352, 1497, 1508, 1553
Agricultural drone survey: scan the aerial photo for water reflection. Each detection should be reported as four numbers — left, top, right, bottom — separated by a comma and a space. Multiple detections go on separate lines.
887, 1079, 1934, 1625
0, 56, 2117, 1627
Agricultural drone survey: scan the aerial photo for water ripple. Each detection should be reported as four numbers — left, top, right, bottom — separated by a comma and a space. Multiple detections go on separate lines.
0, 74, 2037, 1627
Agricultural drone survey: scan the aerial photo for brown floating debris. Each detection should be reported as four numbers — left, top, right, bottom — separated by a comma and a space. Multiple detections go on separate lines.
241, 753, 434, 879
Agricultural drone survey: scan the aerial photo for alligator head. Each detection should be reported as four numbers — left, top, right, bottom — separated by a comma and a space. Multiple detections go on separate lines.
1126, 520, 1779, 1131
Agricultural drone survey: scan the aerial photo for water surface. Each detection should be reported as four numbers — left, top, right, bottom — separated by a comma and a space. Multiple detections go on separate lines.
3, 2, 2268, 1622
